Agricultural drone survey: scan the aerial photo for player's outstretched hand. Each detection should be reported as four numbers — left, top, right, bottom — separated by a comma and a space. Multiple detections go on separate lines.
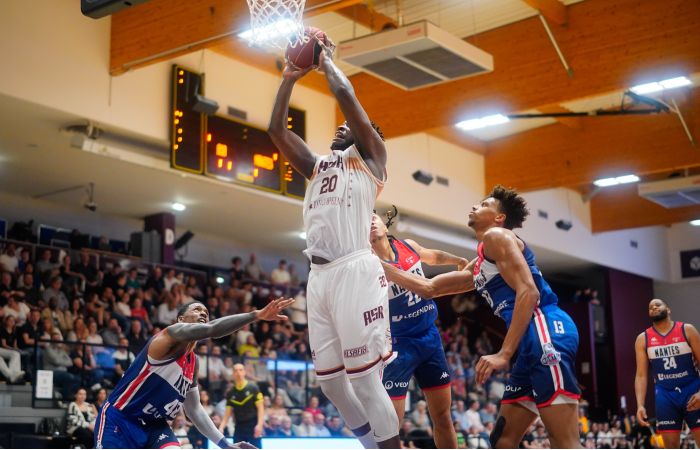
255, 297, 294, 322
475, 352, 509, 385
317, 38, 336, 69
687, 392, 700, 411
636, 406, 650, 427
283, 62, 314, 81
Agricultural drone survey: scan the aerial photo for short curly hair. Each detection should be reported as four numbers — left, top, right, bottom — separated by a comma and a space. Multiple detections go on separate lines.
488, 185, 530, 229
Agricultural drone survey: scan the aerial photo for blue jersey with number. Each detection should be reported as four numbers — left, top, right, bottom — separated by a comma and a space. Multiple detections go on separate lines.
106, 333, 197, 423
473, 239, 559, 327
646, 322, 700, 390
384, 239, 438, 338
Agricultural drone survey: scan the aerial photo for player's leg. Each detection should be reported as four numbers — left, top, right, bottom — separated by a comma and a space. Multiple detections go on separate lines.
339, 254, 400, 448
492, 402, 538, 448
94, 402, 144, 449
146, 421, 181, 449
493, 358, 538, 448
307, 267, 375, 448
413, 331, 456, 448
531, 308, 582, 448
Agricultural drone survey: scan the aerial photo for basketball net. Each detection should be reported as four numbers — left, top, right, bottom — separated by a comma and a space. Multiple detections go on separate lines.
245, 0, 307, 49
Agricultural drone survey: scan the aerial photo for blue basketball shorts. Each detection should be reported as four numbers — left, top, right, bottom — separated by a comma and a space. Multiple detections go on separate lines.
94, 401, 180, 449
655, 378, 700, 433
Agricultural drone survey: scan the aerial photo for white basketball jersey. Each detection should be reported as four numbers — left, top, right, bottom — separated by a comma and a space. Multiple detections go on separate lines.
303, 145, 385, 261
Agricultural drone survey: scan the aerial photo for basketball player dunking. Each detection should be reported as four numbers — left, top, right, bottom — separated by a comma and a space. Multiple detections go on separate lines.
635, 298, 700, 448
370, 211, 466, 448
94, 298, 292, 449
380, 186, 583, 448
268, 42, 400, 448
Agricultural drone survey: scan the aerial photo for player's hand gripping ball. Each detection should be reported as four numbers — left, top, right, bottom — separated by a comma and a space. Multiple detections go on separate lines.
285, 27, 333, 70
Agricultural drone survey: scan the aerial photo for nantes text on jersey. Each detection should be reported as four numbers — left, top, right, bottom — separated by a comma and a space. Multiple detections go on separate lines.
646, 321, 700, 390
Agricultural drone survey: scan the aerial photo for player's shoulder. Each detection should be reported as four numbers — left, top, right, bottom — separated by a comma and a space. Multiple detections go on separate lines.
483, 227, 515, 243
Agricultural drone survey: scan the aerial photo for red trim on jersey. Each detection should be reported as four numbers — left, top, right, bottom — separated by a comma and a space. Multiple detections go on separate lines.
316, 365, 345, 377
657, 429, 682, 433
347, 355, 383, 375
390, 395, 407, 400
421, 382, 452, 392
501, 396, 535, 404
535, 390, 581, 408
160, 442, 181, 448
96, 401, 110, 445
114, 363, 152, 409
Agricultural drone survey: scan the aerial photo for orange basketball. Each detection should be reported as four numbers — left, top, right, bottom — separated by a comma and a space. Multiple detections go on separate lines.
285, 27, 329, 69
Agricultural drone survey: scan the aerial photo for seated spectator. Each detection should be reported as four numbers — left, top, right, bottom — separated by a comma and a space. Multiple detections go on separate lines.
480, 402, 497, 425
43, 331, 80, 399
67, 318, 89, 342
0, 271, 18, 306
172, 415, 192, 448
238, 334, 260, 357
157, 293, 178, 326
145, 266, 165, 294
127, 319, 148, 354
313, 413, 331, 437
164, 269, 180, 292
453, 399, 471, 432
465, 399, 484, 433
100, 318, 122, 347
43, 277, 69, 311
0, 315, 25, 382
268, 395, 289, 418
290, 287, 307, 333
42, 297, 70, 335
113, 336, 136, 378
466, 424, 489, 449
327, 415, 351, 437
58, 254, 83, 294
70, 340, 104, 391
125, 268, 141, 291
114, 292, 132, 319
17, 273, 41, 306
304, 395, 322, 416
245, 253, 265, 281
36, 249, 58, 278
293, 411, 318, 437
86, 319, 103, 347
270, 260, 291, 286
17, 248, 31, 274
410, 400, 432, 432
264, 414, 282, 437
19, 309, 43, 351
279, 416, 294, 437
73, 251, 100, 294
66, 298, 85, 327
94, 388, 107, 411
66, 387, 97, 448
4, 295, 30, 326
186, 276, 204, 301
0, 243, 19, 274
230, 257, 245, 283
199, 390, 214, 416
288, 264, 300, 287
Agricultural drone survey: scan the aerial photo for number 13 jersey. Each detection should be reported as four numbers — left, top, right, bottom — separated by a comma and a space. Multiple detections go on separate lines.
303, 145, 385, 262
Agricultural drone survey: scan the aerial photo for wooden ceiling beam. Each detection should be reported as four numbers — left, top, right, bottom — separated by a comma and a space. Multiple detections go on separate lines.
109, 0, 345, 75
336, 3, 398, 32
521, 0, 567, 26
590, 184, 700, 232
484, 89, 700, 192
348, 0, 700, 138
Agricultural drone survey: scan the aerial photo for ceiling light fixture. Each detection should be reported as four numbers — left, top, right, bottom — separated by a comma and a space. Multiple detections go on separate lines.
630, 76, 692, 95
690, 219, 700, 227
593, 174, 640, 187
455, 114, 510, 131
171, 202, 186, 211
299, 231, 307, 240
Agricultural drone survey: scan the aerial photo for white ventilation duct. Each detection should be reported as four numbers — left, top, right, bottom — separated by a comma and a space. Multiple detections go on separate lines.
338, 20, 493, 90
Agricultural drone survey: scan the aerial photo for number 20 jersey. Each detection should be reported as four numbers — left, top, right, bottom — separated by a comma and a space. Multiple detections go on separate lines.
303, 145, 384, 262
645, 322, 700, 390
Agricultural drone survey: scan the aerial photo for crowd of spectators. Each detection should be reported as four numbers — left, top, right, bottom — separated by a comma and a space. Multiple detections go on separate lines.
1, 240, 696, 449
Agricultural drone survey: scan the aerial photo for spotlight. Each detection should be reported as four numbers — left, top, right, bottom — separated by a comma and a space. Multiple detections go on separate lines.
412, 170, 434, 185
555, 220, 573, 231
174, 230, 195, 250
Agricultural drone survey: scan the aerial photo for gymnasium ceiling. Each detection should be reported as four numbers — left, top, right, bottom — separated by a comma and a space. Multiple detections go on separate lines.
107, 0, 700, 233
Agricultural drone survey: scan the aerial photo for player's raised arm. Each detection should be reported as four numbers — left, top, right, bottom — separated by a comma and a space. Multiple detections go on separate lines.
634, 332, 651, 426
476, 229, 539, 384
317, 43, 386, 179
381, 261, 475, 299
268, 64, 318, 179
404, 239, 469, 269
167, 298, 294, 343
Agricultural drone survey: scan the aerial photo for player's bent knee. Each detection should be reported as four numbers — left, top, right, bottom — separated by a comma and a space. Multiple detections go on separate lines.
349, 371, 399, 440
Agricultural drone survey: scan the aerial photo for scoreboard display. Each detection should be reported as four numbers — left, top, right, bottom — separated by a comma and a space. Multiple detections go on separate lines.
170, 65, 306, 199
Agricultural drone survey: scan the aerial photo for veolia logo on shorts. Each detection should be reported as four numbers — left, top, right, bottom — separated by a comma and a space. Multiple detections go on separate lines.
384, 380, 409, 390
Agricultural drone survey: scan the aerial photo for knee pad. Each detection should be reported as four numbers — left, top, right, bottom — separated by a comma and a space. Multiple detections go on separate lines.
490, 416, 506, 447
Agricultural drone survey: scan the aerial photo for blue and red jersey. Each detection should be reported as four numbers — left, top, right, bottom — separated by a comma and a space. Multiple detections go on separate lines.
646, 321, 700, 390
106, 334, 197, 423
384, 238, 438, 338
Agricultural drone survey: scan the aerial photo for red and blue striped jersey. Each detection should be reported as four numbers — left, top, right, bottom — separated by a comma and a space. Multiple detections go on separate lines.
107, 333, 197, 423
384, 239, 438, 338
646, 322, 700, 390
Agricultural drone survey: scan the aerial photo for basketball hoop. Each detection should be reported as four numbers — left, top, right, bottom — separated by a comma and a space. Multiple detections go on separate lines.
245, 0, 307, 49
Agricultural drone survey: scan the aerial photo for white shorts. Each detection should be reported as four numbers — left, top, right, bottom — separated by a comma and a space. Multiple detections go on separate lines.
307, 249, 393, 380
